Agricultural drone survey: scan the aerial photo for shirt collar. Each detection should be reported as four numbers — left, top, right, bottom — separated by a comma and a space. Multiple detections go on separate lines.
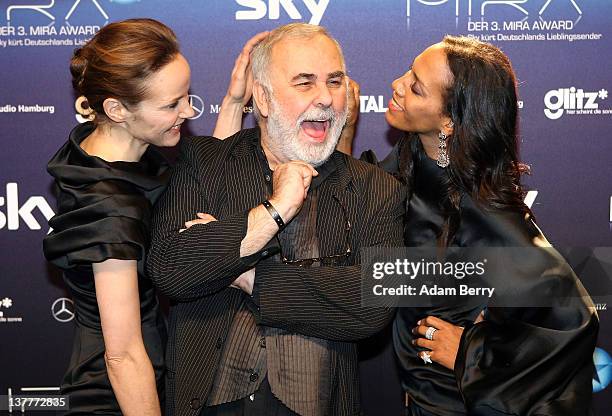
251, 132, 338, 191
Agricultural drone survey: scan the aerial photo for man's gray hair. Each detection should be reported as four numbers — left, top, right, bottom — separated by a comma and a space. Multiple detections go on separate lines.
251, 23, 346, 94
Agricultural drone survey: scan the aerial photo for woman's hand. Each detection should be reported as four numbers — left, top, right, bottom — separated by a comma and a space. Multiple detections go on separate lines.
345, 77, 360, 128
179, 212, 217, 233
412, 315, 464, 370
231, 268, 255, 295
224, 31, 270, 107
213, 31, 269, 139
336, 78, 360, 155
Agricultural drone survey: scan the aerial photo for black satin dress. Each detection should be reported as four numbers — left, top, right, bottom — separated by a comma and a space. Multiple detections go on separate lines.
375, 144, 598, 415
43, 122, 169, 415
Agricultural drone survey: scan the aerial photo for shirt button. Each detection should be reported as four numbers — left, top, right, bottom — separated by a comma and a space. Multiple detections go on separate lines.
261, 250, 268, 257
265, 174, 271, 182
249, 372, 259, 382
259, 337, 266, 348
190, 398, 201, 409
215, 337, 223, 349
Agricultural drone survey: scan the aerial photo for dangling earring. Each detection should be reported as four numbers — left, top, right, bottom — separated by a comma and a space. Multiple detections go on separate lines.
437, 131, 450, 168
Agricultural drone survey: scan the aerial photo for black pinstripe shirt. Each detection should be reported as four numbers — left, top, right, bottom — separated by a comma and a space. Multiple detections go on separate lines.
147, 128, 405, 416
207, 136, 339, 412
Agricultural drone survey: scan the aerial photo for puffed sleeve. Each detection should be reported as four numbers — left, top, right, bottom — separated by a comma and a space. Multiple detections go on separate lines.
43, 133, 169, 276
44, 191, 150, 270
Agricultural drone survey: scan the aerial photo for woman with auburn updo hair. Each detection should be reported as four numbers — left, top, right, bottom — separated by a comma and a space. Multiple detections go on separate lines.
345, 36, 598, 414
43, 18, 194, 415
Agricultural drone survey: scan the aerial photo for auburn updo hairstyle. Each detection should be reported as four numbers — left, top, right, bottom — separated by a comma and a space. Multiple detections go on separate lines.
70, 18, 179, 121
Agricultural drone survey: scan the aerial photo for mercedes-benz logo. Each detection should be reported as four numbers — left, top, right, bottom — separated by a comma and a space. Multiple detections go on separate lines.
189, 94, 205, 120
51, 298, 75, 323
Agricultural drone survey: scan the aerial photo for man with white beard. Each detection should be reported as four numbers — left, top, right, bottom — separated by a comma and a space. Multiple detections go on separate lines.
147, 24, 405, 416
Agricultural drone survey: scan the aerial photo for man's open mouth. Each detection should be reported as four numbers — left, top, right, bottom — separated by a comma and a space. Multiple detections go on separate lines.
300, 119, 330, 142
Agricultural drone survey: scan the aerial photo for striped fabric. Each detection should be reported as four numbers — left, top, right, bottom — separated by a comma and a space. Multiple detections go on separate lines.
264, 326, 332, 415
207, 296, 267, 406
278, 187, 321, 262
147, 128, 406, 416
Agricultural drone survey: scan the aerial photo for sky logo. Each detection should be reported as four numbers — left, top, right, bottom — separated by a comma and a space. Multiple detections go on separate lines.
0, 183, 55, 232
235, 0, 330, 25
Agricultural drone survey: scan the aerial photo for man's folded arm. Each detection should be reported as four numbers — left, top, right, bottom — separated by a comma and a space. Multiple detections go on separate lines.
146, 141, 273, 302
253, 180, 406, 342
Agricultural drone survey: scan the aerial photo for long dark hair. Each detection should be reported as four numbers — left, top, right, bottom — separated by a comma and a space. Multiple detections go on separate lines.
398, 35, 531, 245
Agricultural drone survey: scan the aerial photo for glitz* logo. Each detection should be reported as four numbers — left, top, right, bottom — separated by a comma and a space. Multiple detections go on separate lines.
543, 87, 608, 120
0, 183, 55, 232
235, 0, 330, 25
0, 296, 23, 323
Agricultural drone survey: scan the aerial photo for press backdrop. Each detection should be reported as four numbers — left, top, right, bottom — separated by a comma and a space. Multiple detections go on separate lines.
1, 1, 611, 414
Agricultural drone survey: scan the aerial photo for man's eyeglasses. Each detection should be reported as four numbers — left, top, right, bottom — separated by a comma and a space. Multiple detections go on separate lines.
280, 196, 351, 268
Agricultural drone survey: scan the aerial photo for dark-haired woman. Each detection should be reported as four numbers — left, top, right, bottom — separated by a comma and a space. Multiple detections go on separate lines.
43, 19, 194, 415
357, 36, 598, 415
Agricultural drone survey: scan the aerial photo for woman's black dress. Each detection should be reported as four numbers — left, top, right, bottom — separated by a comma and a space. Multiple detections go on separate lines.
43, 122, 169, 415
373, 143, 598, 415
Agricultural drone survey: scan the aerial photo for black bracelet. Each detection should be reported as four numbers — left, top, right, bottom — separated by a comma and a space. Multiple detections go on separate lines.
262, 200, 286, 231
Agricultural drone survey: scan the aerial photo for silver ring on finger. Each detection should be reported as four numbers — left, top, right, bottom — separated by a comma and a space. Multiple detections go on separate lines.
425, 326, 437, 341
421, 351, 433, 364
